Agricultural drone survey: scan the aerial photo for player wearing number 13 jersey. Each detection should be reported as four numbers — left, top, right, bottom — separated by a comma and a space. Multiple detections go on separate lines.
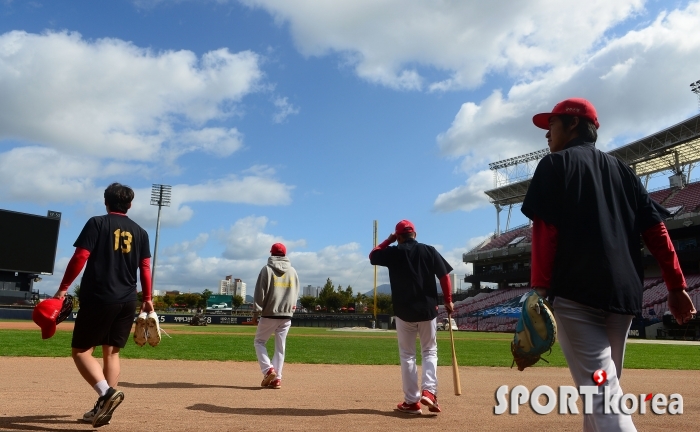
75, 204, 150, 306
53, 183, 152, 428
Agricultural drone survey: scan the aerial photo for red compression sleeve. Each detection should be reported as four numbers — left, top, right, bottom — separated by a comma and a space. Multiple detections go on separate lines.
369, 239, 393, 259
439, 274, 453, 304
139, 257, 153, 301
530, 216, 558, 289
59, 247, 90, 292
642, 222, 686, 291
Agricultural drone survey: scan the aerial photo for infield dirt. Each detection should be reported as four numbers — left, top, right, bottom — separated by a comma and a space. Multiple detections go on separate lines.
2, 321, 696, 431
0, 356, 697, 431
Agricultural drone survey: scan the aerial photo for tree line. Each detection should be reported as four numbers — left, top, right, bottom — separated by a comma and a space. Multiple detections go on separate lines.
73, 279, 393, 314
297, 278, 393, 314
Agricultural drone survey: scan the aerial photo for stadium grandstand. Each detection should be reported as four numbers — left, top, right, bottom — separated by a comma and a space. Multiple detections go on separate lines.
439, 113, 700, 340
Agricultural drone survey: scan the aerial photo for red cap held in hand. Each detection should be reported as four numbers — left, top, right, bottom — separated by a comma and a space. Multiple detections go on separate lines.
395, 220, 416, 235
533, 98, 600, 130
270, 243, 287, 256
32, 298, 62, 339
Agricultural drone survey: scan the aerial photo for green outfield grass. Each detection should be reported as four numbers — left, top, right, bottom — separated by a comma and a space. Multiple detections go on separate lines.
1, 324, 698, 369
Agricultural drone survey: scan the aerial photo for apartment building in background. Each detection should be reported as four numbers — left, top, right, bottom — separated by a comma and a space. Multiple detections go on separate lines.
219, 275, 246, 299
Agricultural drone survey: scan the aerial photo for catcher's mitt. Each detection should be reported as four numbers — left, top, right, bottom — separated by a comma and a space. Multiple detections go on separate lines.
511, 290, 556, 371
57, 295, 74, 324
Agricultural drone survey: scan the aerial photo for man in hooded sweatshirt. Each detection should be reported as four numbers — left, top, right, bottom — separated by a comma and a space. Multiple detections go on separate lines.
253, 243, 300, 389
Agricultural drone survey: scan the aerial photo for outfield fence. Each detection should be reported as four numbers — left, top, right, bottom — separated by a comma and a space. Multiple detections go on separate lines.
0, 308, 390, 329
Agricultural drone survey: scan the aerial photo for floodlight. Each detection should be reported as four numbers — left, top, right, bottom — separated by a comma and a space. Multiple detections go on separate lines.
150, 184, 172, 289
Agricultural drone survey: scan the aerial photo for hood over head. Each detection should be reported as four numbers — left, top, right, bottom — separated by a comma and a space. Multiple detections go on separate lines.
268, 255, 291, 276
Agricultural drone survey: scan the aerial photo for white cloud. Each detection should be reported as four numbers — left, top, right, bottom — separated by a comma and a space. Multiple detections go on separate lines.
217, 215, 306, 260
238, 0, 643, 90
242, 164, 277, 176
435, 2, 700, 212
0, 149, 294, 225
436, 90, 543, 172
124, 172, 294, 228
0, 31, 262, 161
290, 243, 366, 286
139, 217, 368, 293
0, 31, 291, 222
433, 170, 493, 213
272, 96, 300, 123
170, 128, 244, 158
0, 146, 144, 204
163, 233, 210, 256
177, 173, 294, 206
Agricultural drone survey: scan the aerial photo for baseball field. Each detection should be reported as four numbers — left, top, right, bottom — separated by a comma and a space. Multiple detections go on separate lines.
1, 320, 698, 431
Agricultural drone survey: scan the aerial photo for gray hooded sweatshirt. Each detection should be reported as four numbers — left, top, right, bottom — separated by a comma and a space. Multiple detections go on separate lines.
254, 256, 300, 318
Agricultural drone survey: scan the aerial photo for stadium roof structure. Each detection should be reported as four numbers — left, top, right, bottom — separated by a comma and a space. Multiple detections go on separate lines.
484, 178, 531, 207
484, 113, 700, 208
609, 114, 700, 177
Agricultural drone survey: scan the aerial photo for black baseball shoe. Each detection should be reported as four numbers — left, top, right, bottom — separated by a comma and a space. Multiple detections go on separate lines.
92, 387, 124, 428
81, 404, 103, 424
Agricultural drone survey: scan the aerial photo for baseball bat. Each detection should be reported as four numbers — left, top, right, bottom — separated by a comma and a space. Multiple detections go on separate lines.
447, 313, 462, 396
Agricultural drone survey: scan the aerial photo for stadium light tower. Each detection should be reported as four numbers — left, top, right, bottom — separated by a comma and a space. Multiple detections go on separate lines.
691, 80, 700, 112
150, 184, 172, 290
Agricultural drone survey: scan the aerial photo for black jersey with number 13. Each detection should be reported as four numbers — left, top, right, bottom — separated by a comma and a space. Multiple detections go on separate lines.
74, 214, 151, 306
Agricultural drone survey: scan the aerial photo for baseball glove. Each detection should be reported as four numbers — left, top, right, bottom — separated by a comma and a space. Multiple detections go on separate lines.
57, 295, 74, 324
511, 290, 556, 371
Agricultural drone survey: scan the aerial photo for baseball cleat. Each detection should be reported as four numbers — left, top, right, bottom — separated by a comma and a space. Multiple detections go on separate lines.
133, 312, 148, 347
268, 378, 281, 389
146, 311, 161, 347
420, 390, 441, 413
395, 402, 422, 415
261, 367, 277, 387
81, 406, 109, 425
92, 387, 124, 428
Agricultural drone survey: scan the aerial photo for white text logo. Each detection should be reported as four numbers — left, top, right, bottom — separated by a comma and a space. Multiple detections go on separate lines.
494, 385, 683, 415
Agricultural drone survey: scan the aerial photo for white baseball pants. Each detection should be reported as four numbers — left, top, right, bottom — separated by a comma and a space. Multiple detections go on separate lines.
254, 317, 292, 380
554, 296, 636, 432
395, 316, 438, 404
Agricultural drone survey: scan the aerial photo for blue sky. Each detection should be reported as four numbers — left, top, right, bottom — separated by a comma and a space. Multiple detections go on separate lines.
1, 0, 699, 296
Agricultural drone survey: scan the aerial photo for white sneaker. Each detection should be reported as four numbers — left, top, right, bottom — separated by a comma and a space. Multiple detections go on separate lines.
146, 311, 161, 347
133, 312, 148, 347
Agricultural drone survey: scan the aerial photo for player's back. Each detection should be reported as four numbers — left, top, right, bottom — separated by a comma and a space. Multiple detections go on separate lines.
78, 214, 151, 306
374, 240, 444, 322
537, 141, 659, 313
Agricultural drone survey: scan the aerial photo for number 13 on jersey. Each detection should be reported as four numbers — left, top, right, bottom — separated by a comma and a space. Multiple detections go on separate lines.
114, 229, 133, 253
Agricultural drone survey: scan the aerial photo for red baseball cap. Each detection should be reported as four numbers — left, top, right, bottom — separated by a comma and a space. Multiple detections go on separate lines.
32, 298, 62, 339
270, 243, 286, 256
533, 98, 600, 130
395, 220, 416, 235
